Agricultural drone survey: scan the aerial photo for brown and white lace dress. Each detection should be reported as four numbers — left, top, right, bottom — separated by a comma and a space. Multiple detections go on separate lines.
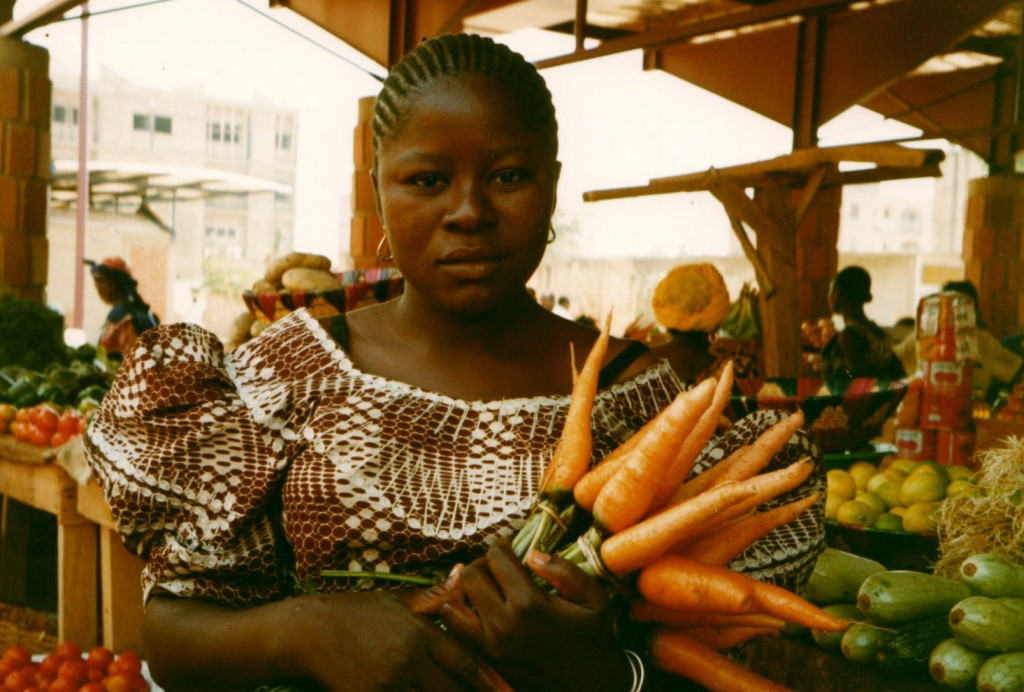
83, 309, 825, 610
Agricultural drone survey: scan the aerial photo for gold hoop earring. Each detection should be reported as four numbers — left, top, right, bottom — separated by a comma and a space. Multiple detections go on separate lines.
376, 235, 393, 263
547, 225, 557, 244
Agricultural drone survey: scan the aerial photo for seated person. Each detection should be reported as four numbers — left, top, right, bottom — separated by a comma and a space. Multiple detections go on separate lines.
821, 266, 906, 384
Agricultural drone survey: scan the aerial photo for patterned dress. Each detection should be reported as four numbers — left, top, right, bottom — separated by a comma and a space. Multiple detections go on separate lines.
83, 308, 825, 610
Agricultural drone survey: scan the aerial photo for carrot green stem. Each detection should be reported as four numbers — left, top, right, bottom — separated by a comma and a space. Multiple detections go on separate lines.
320, 570, 438, 586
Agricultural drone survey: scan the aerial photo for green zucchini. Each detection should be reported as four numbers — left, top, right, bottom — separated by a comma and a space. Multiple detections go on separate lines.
879, 612, 952, 663
839, 621, 898, 664
976, 651, 1024, 692
802, 547, 886, 605
949, 596, 1024, 653
856, 570, 971, 624
929, 637, 991, 690
811, 603, 864, 653
959, 553, 1024, 598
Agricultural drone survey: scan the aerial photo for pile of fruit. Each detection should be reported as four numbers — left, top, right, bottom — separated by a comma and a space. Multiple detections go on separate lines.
801, 548, 1024, 690
0, 344, 113, 448
825, 456, 975, 534
0, 641, 149, 691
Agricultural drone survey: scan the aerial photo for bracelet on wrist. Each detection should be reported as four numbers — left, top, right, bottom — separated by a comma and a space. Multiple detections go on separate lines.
623, 648, 645, 692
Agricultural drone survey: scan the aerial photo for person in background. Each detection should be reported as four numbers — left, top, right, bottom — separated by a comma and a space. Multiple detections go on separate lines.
552, 294, 573, 319
539, 292, 555, 310
895, 280, 1022, 397
821, 265, 905, 383
83, 34, 823, 691
650, 262, 732, 383
85, 256, 160, 360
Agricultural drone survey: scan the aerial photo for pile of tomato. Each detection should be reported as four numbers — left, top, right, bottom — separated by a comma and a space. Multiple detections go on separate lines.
0, 403, 87, 448
0, 642, 149, 691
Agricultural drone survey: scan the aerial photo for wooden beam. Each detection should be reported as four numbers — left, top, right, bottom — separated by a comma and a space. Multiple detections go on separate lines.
705, 172, 794, 267
534, 0, 862, 69
0, 0, 83, 38
793, 163, 829, 226
582, 143, 945, 202
725, 211, 776, 299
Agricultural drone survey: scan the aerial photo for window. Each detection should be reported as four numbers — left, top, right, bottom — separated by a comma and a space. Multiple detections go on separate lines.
207, 105, 250, 161
52, 102, 79, 142
204, 224, 242, 259
134, 113, 172, 134
902, 208, 921, 234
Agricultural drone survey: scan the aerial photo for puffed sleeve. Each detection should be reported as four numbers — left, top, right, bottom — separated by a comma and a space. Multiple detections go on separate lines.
83, 322, 302, 608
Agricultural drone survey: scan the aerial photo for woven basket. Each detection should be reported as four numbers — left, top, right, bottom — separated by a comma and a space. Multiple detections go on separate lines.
0, 603, 58, 655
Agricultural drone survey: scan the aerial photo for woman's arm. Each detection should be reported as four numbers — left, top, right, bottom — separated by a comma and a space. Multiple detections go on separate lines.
144, 591, 504, 691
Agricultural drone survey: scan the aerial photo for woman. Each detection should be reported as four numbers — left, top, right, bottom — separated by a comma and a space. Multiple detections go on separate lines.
86, 256, 160, 359
84, 34, 822, 690
821, 265, 905, 384
650, 263, 731, 383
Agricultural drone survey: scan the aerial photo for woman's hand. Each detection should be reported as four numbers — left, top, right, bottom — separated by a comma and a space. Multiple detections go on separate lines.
289, 590, 508, 691
438, 539, 633, 691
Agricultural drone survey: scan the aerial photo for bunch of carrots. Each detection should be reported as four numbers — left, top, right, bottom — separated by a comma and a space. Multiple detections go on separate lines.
513, 315, 850, 692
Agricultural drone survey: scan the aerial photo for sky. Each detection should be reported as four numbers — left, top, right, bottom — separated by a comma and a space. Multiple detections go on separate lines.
16, 0, 922, 260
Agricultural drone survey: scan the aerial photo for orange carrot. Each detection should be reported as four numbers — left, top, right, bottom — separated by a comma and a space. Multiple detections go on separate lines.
638, 554, 851, 631
676, 456, 816, 547
672, 444, 754, 503
676, 492, 821, 566
573, 427, 646, 513
630, 600, 786, 630
591, 378, 716, 533
539, 313, 612, 501
670, 409, 805, 505
674, 624, 780, 651
650, 361, 735, 510
650, 628, 793, 692
601, 457, 814, 576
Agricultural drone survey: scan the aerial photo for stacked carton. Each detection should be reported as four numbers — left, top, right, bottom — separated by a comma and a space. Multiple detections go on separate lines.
894, 291, 978, 467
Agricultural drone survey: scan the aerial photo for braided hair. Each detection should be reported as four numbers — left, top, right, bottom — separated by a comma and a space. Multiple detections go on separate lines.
371, 33, 558, 169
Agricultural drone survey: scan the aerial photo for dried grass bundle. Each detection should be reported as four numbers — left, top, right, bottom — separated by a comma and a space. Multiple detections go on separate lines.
933, 435, 1024, 579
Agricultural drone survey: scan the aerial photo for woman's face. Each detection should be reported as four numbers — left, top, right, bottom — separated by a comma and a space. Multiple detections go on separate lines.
373, 74, 560, 315
92, 274, 119, 305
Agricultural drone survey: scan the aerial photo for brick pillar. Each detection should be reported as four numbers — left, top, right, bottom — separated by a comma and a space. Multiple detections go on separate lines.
350, 95, 387, 270
0, 37, 50, 301
963, 174, 1024, 338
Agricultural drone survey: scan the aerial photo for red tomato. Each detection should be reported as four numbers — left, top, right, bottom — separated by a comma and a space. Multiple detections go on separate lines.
77, 683, 105, 692
107, 652, 140, 675
1, 645, 31, 669
101, 674, 134, 692
9, 420, 27, 442
37, 653, 65, 679
84, 647, 113, 672
27, 423, 50, 448
53, 642, 81, 662
55, 659, 88, 686
3, 668, 34, 691
56, 411, 81, 438
29, 405, 60, 434
14, 407, 31, 424
49, 431, 70, 448
0, 418, 8, 435
44, 678, 75, 692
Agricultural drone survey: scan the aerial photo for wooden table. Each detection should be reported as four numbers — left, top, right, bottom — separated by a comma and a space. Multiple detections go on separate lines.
0, 450, 145, 652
